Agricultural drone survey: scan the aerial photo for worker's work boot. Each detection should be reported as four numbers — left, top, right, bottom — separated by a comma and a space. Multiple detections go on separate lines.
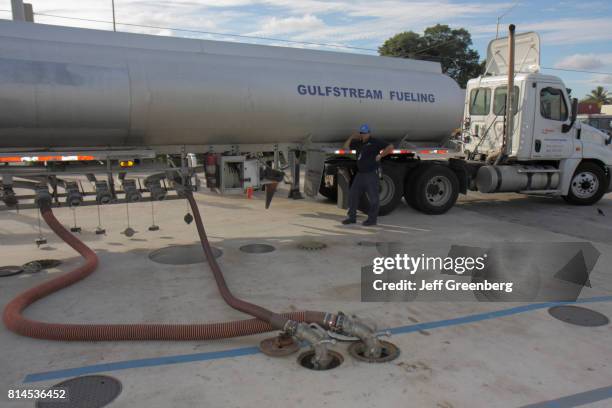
362, 218, 377, 226
341, 218, 356, 225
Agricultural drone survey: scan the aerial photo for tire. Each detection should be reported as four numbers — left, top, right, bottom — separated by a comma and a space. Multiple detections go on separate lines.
412, 164, 459, 215
359, 168, 404, 216
562, 162, 607, 205
403, 166, 425, 211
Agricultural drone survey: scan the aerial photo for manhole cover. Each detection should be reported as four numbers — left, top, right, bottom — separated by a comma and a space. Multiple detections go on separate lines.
358, 241, 378, 247
22, 259, 62, 273
548, 305, 609, 327
240, 243, 275, 254
259, 334, 300, 357
0, 265, 23, 277
298, 241, 327, 251
348, 340, 400, 363
297, 350, 343, 370
149, 244, 222, 265
36, 375, 122, 408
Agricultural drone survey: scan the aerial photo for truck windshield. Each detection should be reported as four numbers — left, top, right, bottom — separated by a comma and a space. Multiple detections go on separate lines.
493, 86, 520, 116
469, 88, 491, 116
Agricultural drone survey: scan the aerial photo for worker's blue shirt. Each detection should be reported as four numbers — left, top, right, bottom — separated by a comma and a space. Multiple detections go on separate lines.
350, 137, 390, 173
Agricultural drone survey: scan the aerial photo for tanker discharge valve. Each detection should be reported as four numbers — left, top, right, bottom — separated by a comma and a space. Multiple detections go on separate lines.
145, 179, 167, 201
122, 179, 142, 202
333, 312, 400, 363
95, 181, 112, 205
1, 185, 17, 207
65, 181, 83, 207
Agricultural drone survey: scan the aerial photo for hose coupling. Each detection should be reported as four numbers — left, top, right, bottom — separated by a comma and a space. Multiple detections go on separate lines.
334, 312, 385, 359
285, 321, 335, 369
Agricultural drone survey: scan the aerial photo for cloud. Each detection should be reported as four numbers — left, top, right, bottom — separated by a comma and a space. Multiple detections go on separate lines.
3, 0, 611, 57
469, 17, 612, 46
555, 54, 608, 71
0, 0, 509, 42
589, 74, 612, 85
519, 18, 612, 45
251, 14, 326, 36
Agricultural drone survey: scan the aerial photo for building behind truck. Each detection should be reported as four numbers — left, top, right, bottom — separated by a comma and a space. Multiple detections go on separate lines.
1, 17, 612, 215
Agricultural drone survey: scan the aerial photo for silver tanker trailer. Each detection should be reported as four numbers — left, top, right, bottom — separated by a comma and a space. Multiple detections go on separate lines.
1, 20, 612, 215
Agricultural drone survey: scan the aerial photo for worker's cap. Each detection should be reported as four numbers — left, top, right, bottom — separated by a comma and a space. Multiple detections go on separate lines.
359, 124, 371, 134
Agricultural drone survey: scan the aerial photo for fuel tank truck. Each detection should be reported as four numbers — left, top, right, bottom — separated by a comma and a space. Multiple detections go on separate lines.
0, 21, 463, 148
2, 21, 611, 218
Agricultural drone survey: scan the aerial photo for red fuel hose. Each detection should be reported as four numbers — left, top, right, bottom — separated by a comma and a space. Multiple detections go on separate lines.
185, 192, 299, 330
2, 196, 326, 341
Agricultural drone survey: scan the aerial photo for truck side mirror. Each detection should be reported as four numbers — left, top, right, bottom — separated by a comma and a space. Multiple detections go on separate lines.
562, 98, 578, 133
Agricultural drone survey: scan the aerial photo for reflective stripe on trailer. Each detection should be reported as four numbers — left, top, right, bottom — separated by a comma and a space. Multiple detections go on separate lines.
332, 149, 448, 155
0, 155, 96, 163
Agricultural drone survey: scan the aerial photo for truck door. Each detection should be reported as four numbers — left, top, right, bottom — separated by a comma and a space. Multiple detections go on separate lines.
531, 84, 573, 159
466, 87, 492, 153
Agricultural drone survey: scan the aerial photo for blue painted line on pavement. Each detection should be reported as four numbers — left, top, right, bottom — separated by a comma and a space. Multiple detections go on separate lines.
519, 385, 612, 408
23, 295, 612, 383
23, 346, 259, 383
389, 295, 612, 335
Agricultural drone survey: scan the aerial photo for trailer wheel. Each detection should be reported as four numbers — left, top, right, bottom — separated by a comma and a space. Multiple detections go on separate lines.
562, 162, 607, 205
359, 169, 404, 216
413, 165, 459, 214
403, 166, 424, 211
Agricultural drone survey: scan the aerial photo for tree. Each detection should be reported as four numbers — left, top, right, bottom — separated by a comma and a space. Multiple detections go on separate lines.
582, 86, 611, 106
379, 24, 483, 88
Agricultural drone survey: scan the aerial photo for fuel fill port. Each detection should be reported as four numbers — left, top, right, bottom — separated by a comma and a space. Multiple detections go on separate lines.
297, 349, 344, 371
259, 333, 300, 357
347, 340, 400, 363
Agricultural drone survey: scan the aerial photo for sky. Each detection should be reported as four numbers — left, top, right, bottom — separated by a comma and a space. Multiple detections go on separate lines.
1, 0, 611, 98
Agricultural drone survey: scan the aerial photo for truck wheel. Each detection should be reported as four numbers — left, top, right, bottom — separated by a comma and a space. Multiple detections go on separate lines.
359, 171, 404, 216
413, 165, 459, 214
562, 162, 607, 205
403, 166, 424, 211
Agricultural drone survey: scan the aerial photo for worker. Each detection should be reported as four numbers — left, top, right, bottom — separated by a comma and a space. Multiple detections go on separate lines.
342, 124, 394, 226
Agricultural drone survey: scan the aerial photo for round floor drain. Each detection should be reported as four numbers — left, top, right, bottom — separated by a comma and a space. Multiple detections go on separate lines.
259, 334, 300, 357
548, 305, 609, 327
240, 243, 275, 254
297, 350, 343, 370
149, 244, 222, 265
0, 265, 23, 277
298, 241, 327, 251
36, 375, 122, 408
348, 340, 400, 363
22, 259, 62, 273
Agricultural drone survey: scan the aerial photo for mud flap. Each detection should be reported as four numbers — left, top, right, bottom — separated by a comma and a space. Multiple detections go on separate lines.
336, 168, 351, 209
304, 150, 326, 198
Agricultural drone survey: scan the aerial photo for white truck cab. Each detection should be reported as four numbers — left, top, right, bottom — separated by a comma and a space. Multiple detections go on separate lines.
317, 29, 612, 217
462, 31, 612, 204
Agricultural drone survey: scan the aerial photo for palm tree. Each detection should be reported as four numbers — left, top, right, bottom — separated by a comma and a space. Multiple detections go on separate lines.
583, 86, 611, 106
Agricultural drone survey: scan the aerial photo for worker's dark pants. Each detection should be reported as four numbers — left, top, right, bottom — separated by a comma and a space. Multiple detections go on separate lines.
347, 171, 380, 222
